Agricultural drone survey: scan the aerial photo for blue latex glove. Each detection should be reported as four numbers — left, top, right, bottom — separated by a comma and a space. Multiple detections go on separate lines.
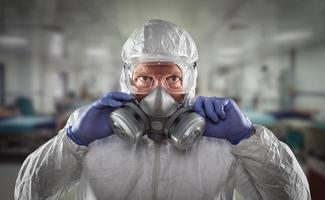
192, 96, 253, 145
67, 92, 134, 146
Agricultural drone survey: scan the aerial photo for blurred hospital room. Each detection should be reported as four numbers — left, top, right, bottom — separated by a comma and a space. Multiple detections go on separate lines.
0, 0, 324, 199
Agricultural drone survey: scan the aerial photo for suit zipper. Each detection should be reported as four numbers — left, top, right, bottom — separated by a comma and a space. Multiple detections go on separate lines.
152, 143, 161, 200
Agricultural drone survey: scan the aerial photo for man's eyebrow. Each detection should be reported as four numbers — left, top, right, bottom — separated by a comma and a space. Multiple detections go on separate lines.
170, 70, 182, 76
133, 72, 153, 77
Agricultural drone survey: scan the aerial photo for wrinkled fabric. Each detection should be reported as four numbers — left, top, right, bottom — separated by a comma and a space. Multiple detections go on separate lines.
120, 19, 198, 102
121, 19, 198, 67
15, 108, 310, 200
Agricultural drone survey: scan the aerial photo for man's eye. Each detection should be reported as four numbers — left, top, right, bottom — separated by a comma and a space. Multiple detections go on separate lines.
139, 76, 153, 82
167, 75, 181, 82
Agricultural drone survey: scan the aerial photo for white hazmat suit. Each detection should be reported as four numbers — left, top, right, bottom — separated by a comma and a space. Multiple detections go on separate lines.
15, 19, 310, 200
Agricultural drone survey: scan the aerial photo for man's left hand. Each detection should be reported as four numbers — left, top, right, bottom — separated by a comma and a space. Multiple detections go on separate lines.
192, 96, 253, 145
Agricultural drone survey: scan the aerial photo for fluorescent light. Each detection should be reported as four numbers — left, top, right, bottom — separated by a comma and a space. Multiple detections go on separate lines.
273, 31, 312, 43
0, 36, 28, 47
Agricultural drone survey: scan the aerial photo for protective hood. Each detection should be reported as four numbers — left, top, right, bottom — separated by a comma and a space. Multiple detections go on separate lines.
120, 19, 198, 104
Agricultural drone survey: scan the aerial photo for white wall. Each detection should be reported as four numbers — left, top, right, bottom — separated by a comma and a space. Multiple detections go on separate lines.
236, 42, 325, 115
2, 52, 32, 104
295, 43, 325, 119
197, 42, 325, 116
197, 51, 289, 111
241, 54, 289, 111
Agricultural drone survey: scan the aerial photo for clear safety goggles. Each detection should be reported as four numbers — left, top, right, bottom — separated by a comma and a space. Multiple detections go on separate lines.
132, 74, 183, 94
123, 61, 196, 95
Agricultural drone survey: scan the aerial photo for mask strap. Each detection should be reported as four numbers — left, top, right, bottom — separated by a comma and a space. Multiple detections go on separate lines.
182, 93, 191, 107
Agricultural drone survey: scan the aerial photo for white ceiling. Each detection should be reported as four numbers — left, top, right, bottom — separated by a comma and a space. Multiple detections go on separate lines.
1, 0, 325, 66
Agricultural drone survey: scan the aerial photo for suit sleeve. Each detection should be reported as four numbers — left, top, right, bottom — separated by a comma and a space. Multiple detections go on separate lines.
14, 108, 88, 200
232, 125, 311, 200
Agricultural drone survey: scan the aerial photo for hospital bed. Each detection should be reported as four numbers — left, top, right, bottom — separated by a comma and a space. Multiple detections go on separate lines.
0, 116, 56, 162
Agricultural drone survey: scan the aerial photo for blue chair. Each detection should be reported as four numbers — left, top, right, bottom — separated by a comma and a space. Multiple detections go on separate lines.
16, 97, 35, 116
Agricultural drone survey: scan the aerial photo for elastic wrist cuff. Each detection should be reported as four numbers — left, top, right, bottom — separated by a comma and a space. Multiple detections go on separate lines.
66, 126, 89, 146
230, 126, 254, 145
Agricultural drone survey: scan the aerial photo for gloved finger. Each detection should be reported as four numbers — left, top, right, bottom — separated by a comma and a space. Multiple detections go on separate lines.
204, 97, 220, 123
192, 96, 206, 117
94, 98, 123, 109
224, 98, 237, 112
107, 92, 134, 102
213, 98, 229, 120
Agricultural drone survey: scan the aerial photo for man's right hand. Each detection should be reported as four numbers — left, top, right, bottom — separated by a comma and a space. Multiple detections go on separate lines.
67, 92, 134, 146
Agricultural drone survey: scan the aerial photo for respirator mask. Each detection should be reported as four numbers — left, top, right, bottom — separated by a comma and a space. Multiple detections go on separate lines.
110, 87, 205, 150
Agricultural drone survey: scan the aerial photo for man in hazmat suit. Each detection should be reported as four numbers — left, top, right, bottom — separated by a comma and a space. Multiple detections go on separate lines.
15, 19, 310, 200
